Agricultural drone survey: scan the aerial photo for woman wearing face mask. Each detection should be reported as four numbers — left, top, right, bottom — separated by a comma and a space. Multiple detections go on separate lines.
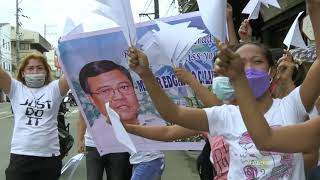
127, 26, 320, 180
0, 53, 69, 180
212, 0, 320, 169
125, 68, 236, 180
269, 50, 319, 174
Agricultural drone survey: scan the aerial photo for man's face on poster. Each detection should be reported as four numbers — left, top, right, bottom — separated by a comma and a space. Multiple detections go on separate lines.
87, 69, 139, 124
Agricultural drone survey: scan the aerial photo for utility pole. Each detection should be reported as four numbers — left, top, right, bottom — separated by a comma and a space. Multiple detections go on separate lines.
0, 34, 2, 65
44, 24, 47, 39
154, 0, 159, 19
43, 24, 57, 38
15, 0, 20, 66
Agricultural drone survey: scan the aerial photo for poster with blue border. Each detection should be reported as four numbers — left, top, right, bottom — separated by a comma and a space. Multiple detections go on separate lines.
59, 11, 217, 155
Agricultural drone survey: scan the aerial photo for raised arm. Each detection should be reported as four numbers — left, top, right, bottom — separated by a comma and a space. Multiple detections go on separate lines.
215, 41, 320, 153
270, 51, 296, 98
0, 65, 12, 94
128, 48, 209, 131
59, 75, 69, 97
300, 0, 320, 112
77, 113, 87, 153
238, 19, 252, 43
226, 3, 238, 46
125, 124, 199, 142
175, 68, 222, 107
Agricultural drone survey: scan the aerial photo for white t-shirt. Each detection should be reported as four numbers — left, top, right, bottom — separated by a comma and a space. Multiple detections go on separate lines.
204, 87, 307, 180
84, 129, 96, 147
85, 127, 164, 165
129, 115, 165, 164
8, 79, 63, 157
85, 113, 165, 163
309, 106, 319, 119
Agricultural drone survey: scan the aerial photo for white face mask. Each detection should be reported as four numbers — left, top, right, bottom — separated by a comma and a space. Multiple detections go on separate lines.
24, 74, 46, 88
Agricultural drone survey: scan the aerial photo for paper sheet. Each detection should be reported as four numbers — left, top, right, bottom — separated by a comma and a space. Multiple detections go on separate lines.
155, 21, 206, 66
105, 102, 137, 153
242, 0, 281, 19
61, 153, 85, 180
283, 11, 307, 49
242, 0, 261, 20
196, 0, 227, 42
94, 0, 137, 46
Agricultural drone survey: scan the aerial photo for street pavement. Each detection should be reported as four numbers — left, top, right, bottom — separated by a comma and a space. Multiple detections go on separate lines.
0, 102, 200, 180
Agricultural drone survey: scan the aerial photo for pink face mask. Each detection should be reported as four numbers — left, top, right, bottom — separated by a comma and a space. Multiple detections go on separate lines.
245, 68, 271, 98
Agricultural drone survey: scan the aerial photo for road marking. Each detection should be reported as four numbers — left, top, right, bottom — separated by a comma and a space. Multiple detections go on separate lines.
0, 115, 13, 120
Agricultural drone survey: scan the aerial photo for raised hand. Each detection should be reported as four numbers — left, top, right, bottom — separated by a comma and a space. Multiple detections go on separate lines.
276, 50, 296, 82
270, 51, 296, 98
77, 139, 86, 153
238, 19, 252, 43
174, 68, 196, 84
226, 3, 233, 20
214, 43, 245, 81
128, 47, 150, 76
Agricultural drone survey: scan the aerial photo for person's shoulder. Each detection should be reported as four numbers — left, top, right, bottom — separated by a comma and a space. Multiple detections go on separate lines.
48, 79, 60, 87
11, 79, 23, 87
278, 86, 301, 104
204, 104, 238, 112
285, 86, 300, 99
7, 79, 24, 97
203, 104, 240, 121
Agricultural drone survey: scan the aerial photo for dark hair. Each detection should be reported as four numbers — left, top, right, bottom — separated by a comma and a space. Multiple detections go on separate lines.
268, 48, 309, 87
79, 60, 133, 94
234, 42, 275, 68
196, 138, 216, 180
292, 62, 309, 87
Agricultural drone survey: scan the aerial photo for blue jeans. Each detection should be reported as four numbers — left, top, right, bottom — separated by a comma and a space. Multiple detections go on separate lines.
131, 158, 165, 180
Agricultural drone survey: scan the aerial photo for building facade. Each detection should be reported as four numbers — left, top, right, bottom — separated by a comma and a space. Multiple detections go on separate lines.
11, 27, 52, 74
45, 49, 62, 79
0, 27, 53, 103
177, 0, 307, 48
0, 23, 12, 102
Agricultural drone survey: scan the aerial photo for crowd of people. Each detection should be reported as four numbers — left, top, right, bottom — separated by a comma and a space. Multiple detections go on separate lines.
0, 0, 319, 180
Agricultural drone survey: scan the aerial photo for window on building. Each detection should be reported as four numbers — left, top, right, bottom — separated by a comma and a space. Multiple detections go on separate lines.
20, 43, 29, 50
2, 39, 4, 48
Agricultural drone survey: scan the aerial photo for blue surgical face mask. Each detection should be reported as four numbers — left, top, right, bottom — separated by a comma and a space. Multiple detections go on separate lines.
212, 76, 235, 101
